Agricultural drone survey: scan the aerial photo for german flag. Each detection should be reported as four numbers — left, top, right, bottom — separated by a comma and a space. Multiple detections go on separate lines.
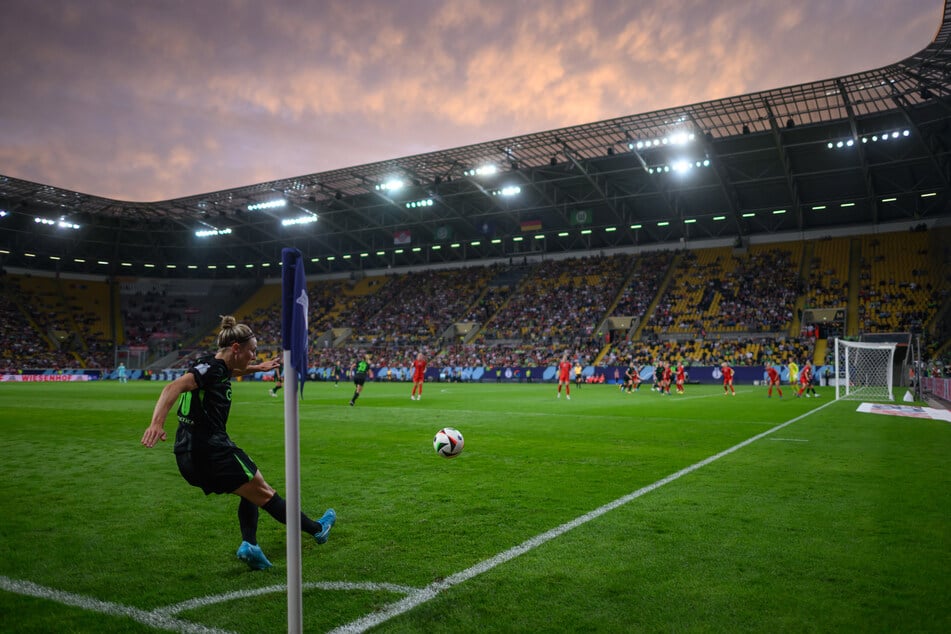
520, 219, 542, 232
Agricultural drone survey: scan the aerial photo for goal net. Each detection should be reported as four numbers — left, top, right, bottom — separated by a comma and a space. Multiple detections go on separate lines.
834, 339, 897, 402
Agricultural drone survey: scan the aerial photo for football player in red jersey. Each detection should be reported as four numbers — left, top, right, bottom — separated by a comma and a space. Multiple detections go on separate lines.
675, 361, 687, 394
766, 364, 783, 398
410, 352, 427, 401
721, 361, 735, 396
556, 353, 572, 399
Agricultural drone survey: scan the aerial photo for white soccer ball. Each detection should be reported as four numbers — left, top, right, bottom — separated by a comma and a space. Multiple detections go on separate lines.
433, 427, 464, 458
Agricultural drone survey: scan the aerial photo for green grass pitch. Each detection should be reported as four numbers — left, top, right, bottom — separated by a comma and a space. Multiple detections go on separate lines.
1, 380, 949, 633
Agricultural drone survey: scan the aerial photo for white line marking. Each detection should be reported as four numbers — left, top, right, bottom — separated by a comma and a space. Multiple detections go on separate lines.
1, 574, 418, 632
154, 582, 418, 617
769, 438, 810, 442
0, 576, 234, 634
330, 399, 835, 634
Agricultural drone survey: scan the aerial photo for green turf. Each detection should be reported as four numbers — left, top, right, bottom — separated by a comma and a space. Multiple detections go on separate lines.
0, 380, 949, 633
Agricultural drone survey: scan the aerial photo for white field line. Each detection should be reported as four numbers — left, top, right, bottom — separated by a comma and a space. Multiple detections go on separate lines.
0, 576, 418, 633
0, 575, 235, 634
329, 399, 835, 634
153, 581, 419, 617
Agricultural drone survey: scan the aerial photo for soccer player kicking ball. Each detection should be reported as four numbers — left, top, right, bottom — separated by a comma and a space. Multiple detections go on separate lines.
141, 316, 335, 571
721, 361, 736, 396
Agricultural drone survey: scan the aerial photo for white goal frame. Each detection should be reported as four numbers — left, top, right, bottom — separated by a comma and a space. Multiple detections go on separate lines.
834, 338, 897, 402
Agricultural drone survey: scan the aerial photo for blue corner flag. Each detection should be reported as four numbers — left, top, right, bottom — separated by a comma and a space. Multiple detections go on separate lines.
281, 248, 309, 397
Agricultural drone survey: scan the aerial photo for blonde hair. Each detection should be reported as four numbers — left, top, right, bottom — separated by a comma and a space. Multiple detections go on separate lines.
216, 315, 255, 349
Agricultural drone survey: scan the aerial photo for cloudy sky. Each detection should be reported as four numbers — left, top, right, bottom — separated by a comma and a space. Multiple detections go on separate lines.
0, 0, 943, 202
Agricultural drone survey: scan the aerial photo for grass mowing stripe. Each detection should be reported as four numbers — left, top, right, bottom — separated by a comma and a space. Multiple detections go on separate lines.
330, 399, 835, 634
0, 575, 234, 634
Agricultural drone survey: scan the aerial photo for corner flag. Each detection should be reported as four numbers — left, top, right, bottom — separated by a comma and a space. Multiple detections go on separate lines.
281, 248, 309, 397
280, 247, 307, 633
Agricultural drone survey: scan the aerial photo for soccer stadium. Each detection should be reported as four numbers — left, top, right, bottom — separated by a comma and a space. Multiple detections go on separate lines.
1, 3, 950, 633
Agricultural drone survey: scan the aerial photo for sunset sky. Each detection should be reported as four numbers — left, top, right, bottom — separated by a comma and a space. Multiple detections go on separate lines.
0, 0, 943, 202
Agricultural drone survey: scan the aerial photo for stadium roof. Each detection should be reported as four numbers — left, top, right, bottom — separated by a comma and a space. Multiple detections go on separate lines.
2, 3, 951, 278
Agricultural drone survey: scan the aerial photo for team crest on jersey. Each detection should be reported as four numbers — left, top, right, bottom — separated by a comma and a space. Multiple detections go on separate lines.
194, 362, 210, 375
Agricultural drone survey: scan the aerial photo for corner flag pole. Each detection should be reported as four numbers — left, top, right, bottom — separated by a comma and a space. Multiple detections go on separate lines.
281, 248, 308, 633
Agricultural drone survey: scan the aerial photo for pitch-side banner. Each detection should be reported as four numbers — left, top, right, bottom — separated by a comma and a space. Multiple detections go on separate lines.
1, 374, 93, 382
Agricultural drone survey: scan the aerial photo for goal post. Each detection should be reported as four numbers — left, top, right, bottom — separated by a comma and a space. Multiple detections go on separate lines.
833, 338, 897, 402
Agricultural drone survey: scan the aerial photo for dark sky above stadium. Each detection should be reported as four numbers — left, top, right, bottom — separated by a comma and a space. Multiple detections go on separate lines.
0, 0, 944, 202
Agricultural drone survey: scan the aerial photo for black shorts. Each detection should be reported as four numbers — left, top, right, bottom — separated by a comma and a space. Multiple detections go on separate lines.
353, 372, 367, 386
176, 447, 258, 495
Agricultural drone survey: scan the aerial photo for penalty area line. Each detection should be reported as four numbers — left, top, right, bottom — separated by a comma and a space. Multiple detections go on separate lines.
330, 399, 836, 634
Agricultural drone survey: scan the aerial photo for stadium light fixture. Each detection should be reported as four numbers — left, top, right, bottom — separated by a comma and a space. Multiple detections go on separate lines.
393, 249, 403, 254
0, 210, 7, 218
470, 240, 481, 246
742, 212, 756, 218
512, 236, 523, 242
49, 256, 60, 261
375, 179, 404, 192
360, 252, 369, 258
921, 192, 937, 198
841, 202, 855, 207
281, 215, 317, 226
376, 250, 385, 256
464, 164, 498, 177
630, 131, 695, 150
189, 265, 199, 270
534, 234, 545, 240
491, 238, 502, 244
310, 257, 320, 262
630, 224, 642, 229
24, 253, 35, 258
226, 264, 236, 269
657, 221, 670, 227
247, 199, 286, 211
605, 227, 617, 232
432, 245, 441, 250
96, 260, 108, 265
195, 227, 232, 237
342, 254, 352, 259
812, 205, 826, 211
34, 217, 80, 230
405, 198, 434, 208
326, 256, 336, 261
494, 185, 521, 197
772, 209, 786, 215
121, 262, 132, 267
712, 216, 726, 221
144, 263, 155, 268
558, 231, 569, 237
450, 242, 461, 248
837, 129, 911, 148
412, 247, 422, 252
684, 219, 697, 224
